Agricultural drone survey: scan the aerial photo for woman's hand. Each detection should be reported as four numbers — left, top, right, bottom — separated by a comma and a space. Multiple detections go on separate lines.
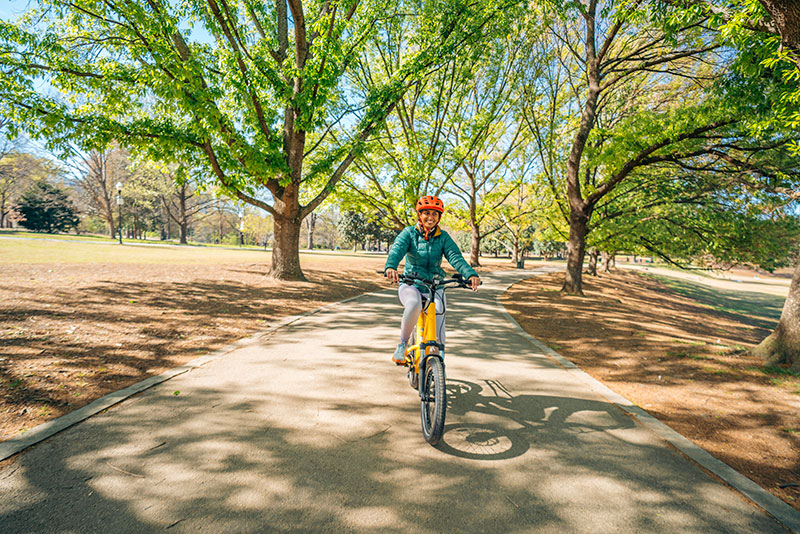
468, 276, 481, 291
385, 268, 400, 284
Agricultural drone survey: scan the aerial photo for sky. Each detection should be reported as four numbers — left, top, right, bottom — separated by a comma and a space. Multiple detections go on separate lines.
0, 1, 215, 44
0, 1, 34, 21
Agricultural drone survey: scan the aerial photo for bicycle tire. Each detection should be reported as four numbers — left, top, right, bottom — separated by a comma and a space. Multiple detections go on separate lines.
420, 357, 446, 445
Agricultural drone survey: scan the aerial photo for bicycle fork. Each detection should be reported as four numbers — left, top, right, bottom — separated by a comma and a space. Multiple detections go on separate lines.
415, 303, 445, 400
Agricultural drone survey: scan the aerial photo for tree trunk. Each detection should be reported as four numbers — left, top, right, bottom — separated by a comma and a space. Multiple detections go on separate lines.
561, 208, 590, 295
610, 253, 616, 269
752, 256, 800, 369
470, 224, 481, 267
512, 235, 521, 266
271, 214, 305, 280
105, 197, 115, 239
217, 205, 223, 243
99, 156, 116, 239
560, 3, 601, 295
759, 0, 800, 70
601, 251, 610, 273
306, 212, 317, 250
179, 186, 188, 244
587, 247, 598, 276
467, 190, 481, 267
160, 201, 168, 240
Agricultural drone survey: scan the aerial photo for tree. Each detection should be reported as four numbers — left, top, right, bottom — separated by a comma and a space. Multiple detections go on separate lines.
667, 0, 800, 72
583, 144, 800, 273
191, 196, 241, 243
754, 260, 800, 369
518, 1, 800, 295
338, 210, 368, 251
0, 151, 61, 228
446, 32, 528, 266
663, 0, 800, 367
757, 0, 800, 70
556, 2, 731, 294
531, 239, 566, 260
72, 145, 131, 239
141, 164, 216, 244
364, 216, 398, 251
18, 180, 80, 232
310, 206, 341, 249
491, 179, 542, 266
336, 15, 481, 232
0, 117, 12, 158
0, 153, 27, 228
0, 119, 24, 226
242, 207, 273, 247
304, 212, 317, 249
0, 0, 517, 280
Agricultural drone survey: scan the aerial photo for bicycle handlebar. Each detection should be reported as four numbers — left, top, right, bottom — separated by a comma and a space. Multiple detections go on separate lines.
377, 270, 478, 290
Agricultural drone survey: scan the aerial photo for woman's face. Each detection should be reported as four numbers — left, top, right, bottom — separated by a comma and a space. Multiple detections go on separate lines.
418, 209, 441, 230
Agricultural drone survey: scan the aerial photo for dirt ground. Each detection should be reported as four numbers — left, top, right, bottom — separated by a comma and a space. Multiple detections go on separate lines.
502, 268, 800, 511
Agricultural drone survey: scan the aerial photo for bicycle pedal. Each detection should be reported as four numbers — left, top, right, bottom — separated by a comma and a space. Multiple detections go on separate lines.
408, 368, 418, 389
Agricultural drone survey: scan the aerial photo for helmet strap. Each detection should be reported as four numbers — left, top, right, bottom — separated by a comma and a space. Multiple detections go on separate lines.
417, 214, 437, 240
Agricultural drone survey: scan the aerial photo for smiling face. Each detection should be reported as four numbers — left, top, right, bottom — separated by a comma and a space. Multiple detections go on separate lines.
418, 208, 441, 231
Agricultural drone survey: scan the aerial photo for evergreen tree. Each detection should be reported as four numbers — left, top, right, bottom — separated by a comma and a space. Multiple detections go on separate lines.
338, 211, 368, 251
18, 181, 80, 233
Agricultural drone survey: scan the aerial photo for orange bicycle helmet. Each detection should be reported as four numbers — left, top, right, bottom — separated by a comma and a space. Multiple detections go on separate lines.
415, 195, 444, 213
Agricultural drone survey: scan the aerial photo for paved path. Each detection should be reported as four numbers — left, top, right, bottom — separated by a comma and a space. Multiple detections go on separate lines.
0, 269, 792, 533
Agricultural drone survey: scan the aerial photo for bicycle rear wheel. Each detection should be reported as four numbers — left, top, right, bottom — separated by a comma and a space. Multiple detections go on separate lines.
420, 357, 446, 445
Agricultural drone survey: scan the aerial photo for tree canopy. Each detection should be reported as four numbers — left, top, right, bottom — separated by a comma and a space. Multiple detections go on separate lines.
0, 0, 520, 278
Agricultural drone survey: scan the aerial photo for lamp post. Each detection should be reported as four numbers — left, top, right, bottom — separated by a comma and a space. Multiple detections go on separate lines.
116, 182, 123, 245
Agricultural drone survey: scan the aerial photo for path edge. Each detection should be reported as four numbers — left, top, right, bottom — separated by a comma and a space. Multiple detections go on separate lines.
494, 273, 800, 533
0, 289, 381, 462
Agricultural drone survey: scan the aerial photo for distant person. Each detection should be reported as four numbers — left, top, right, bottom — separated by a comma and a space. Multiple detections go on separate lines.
383, 196, 480, 364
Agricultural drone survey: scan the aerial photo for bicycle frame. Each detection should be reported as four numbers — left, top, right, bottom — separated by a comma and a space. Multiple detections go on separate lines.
405, 291, 443, 385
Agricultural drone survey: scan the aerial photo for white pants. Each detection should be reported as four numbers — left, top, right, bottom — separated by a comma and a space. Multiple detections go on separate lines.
398, 284, 446, 345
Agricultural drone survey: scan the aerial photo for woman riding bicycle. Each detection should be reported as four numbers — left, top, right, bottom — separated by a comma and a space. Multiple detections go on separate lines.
384, 195, 481, 364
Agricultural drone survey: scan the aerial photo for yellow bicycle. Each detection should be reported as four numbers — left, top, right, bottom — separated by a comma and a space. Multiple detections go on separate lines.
391, 272, 472, 445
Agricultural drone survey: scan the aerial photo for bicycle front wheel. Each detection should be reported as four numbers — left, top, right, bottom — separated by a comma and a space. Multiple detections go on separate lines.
420, 357, 446, 445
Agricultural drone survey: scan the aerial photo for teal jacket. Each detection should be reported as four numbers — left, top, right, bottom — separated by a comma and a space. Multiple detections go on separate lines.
384, 225, 478, 282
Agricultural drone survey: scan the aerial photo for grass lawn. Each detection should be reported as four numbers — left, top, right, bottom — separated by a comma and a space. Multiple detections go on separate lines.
0, 236, 270, 264
0, 234, 402, 265
644, 273, 784, 328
